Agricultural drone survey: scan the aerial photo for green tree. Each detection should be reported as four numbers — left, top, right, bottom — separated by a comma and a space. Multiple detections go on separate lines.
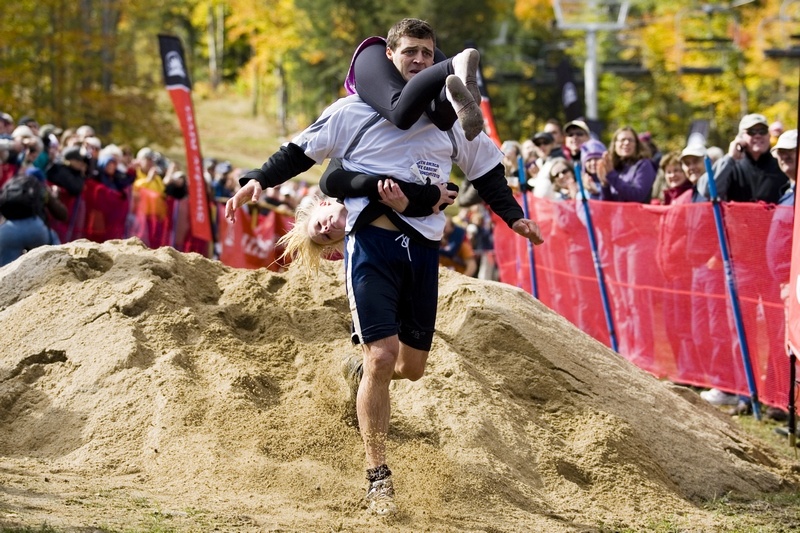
0, 0, 182, 147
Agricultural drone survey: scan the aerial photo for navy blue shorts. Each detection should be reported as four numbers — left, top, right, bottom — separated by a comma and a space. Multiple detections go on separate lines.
344, 224, 439, 351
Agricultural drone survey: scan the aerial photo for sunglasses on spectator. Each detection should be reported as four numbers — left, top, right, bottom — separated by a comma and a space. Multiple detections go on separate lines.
534, 140, 551, 147
745, 127, 768, 136
565, 130, 587, 137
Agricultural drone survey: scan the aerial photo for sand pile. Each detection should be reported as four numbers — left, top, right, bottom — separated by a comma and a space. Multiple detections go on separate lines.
0, 238, 795, 531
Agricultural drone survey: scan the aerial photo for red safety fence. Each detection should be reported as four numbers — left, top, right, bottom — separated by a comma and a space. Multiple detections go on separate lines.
494, 194, 796, 409
45, 180, 289, 269
216, 205, 291, 270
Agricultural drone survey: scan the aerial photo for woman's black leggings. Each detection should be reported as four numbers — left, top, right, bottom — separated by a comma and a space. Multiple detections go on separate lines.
353, 42, 457, 131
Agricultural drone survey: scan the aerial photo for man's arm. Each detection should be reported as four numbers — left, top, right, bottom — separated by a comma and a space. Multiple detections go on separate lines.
469, 163, 544, 245
226, 142, 317, 223
239, 143, 316, 190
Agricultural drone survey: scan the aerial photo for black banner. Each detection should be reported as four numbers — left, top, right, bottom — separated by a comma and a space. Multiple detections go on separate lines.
556, 58, 582, 122
158, 34, 192, 90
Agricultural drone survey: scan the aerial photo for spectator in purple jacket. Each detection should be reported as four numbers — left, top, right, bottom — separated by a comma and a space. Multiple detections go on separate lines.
595, 126, 658, 369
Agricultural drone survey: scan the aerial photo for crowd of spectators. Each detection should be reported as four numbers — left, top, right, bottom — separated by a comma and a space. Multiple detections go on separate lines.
0, 111, 311, 264
485, 113, 795, 424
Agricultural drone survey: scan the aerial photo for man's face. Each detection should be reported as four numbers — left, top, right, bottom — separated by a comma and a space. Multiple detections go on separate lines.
740, 123, 771, 159
544, 125, 563, 146
386, 36, 435, 81
564, 127, 588, 154
307, 201, 347, 245
775, 148, 797, 180
681, 156, 704, 183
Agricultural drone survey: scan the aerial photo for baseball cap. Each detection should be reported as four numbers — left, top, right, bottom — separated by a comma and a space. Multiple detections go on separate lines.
216, 161, 233, 174
11, 125, 34, 139
680, 144, 707, 160
137, 147, 155, 160
532, 132, 555, 146
18, 115, 38, 128
63, 146, 86, 162
774, 129, 797, 151
738, 113, 768, 132
40, 124, 64, 137
564, 119, 591, 135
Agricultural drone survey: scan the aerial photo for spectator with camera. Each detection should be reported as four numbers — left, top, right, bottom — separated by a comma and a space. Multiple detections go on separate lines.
703, 113, 787, 203
47, 146, 88, 197
132, 147, 166, 193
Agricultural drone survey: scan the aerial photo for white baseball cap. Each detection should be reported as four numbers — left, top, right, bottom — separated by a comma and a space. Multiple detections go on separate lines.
774, 129, 797, 150
680, 144, 706, 160
738, 113, 768, 132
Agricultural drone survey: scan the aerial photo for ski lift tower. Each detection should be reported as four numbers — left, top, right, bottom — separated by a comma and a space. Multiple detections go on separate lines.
553, 0, 630, 121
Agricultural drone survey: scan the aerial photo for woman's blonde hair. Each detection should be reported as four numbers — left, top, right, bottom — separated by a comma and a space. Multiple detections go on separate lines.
277, 195, 344, 275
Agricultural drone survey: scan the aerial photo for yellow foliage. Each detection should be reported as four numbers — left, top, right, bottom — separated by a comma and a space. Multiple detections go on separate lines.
514, 0, 555, 29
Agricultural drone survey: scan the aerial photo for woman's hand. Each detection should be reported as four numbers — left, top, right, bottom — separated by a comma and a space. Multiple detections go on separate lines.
596, 151, 611, 186
377, 179, 410, 213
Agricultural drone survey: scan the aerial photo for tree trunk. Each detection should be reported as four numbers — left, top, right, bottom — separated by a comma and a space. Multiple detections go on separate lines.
277, 60, 287, 136
100, 0, 120, 136
208, 6, 219, 90
216, 3, 224, 84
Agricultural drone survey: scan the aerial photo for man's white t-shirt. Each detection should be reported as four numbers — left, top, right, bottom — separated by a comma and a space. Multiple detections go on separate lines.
291, 95, 503, 241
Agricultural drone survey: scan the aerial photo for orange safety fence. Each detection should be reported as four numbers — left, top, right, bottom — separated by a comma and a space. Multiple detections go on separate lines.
494, 194, 796, 409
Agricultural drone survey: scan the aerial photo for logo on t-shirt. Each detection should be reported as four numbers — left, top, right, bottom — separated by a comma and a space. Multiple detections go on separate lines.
410, 160, 442, 184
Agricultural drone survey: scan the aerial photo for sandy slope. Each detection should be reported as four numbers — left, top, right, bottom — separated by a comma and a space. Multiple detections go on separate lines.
0, 239, 796, 532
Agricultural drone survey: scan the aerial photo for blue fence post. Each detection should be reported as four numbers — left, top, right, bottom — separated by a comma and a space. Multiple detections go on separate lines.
704, 156, 761, 420
517, 156, 538, 298
574, 164, 619, 353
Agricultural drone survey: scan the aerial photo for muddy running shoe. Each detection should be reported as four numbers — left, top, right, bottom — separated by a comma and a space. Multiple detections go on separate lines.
365, 476, 397, 516
445, 75, 484, 141
453, 48, 481, 104
699, 388, 739, 406
341, 354, 363, 427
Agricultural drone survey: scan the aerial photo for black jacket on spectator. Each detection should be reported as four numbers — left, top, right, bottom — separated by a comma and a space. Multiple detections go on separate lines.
712, 152, 787, 203
47, 163, 86, 196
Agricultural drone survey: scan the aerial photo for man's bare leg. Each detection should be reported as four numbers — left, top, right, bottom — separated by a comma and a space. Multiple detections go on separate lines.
358, 336, 399, 469
358, 338, 430, 466
357, 337, 430, 515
